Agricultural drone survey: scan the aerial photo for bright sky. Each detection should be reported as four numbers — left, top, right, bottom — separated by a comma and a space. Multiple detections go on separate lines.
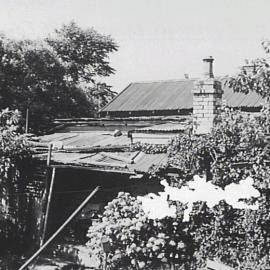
0, 0, 270, 92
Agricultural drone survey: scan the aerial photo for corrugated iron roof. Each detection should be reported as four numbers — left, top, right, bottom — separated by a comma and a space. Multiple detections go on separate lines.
132, 153, 167, 172
47, 151, 168, 173
38, 132, 130, 150
101, 78, 265, 113
223, 86, 265, 107
101, 80, 194, 112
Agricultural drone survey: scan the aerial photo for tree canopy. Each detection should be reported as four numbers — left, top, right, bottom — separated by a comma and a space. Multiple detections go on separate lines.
229, 40, 270, 101
0, 22, 118, 133
46, 22, 117, 84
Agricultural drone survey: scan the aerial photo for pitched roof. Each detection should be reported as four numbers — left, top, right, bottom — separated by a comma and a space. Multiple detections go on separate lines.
101, 79, 265, 113
223, 85, 264, 107
101, 79, 194, 112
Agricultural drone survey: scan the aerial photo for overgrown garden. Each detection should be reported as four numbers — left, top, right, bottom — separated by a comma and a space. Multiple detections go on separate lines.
2, 26, 270, 269
86, 104, 270, 270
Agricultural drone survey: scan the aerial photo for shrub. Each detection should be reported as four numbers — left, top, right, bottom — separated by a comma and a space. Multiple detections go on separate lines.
86, 192, 193, 270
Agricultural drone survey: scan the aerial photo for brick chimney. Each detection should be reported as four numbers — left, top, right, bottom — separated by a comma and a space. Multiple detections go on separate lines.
193, 57, 223, 134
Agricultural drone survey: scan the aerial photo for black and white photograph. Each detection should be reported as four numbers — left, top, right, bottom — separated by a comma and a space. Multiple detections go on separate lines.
0, 0, 270, 269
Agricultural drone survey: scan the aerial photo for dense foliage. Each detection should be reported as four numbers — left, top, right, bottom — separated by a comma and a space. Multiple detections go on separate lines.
86, 192, 193, 270
166, 105, 270, 189
0, 108, 30, 195
0, 22, 117, 133
0, 108, 32, 255
228, 39, 270, 100
130, 142, 168, 154
165, 106, 270, 269
86, 192, 270, 270
46, 22, 117, 84
86, 103, 270, 269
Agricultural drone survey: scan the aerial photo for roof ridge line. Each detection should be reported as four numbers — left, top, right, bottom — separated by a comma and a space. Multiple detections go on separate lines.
130, 78, 199, 84
130, 75, 231, 84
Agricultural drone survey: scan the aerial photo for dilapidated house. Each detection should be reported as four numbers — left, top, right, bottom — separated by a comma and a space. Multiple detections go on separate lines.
28, 57, 265, 255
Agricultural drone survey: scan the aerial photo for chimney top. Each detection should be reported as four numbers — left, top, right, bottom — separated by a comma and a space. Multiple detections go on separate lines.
203, 56, 214, 62
202, 56, 214, 78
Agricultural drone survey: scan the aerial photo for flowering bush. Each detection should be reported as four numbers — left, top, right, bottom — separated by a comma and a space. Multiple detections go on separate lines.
87, 192, 270, 270
86, 192, 193, 270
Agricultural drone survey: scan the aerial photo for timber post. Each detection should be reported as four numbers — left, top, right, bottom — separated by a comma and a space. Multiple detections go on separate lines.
40, 167, 56, 246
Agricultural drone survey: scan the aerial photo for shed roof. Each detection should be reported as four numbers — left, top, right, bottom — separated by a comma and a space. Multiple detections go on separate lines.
37, 132, 130, 150
44, 151, 167, 174
34, 132, 168, 174
101, 79, 265, 113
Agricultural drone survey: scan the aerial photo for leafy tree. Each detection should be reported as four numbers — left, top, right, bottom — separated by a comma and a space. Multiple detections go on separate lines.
82, 82, 117, 112
46, 21, 118, 113
0, 22, 118, 133
229, 40, 270, 101
46, 21, 117, 84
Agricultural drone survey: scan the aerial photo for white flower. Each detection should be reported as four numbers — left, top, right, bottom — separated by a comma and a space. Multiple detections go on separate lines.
138, 261, 145, 269
157, 233, 165, 238
169, 240, 176, 246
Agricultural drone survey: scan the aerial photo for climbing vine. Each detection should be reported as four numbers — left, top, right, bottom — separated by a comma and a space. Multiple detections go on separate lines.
86, 104, 270, 270
0, 108, 31, 251
164, 105, 270, 189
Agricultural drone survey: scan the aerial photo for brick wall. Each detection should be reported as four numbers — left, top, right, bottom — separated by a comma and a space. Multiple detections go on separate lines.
193, 77, 223, 134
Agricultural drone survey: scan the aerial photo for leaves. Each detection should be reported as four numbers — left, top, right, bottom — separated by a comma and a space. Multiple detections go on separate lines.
228, 40, 270, 101
0, 22, 118, 133
46, 21, 118, 84
124, 105, 270, 269
0, 108, 30, 225
86, 192, 192, 270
